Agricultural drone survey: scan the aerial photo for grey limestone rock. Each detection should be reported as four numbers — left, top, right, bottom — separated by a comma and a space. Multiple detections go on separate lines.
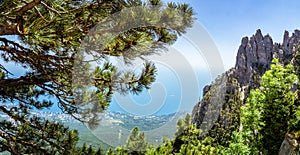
192, 29, 300, 147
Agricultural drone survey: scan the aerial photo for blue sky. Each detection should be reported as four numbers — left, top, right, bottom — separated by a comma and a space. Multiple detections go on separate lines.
179, 0, 300, 68
109, 0, 300, 115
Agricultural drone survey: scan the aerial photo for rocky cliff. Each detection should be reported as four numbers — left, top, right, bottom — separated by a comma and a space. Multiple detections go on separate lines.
192, 29, 300, 146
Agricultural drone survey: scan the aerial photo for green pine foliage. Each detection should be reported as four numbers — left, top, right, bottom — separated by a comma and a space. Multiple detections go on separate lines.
115, 127, 153, 155
218, 131, 251, 155
237, 58, 299, 154
145, 114, 219, 155
172, 114, 219, 154
0, 0, 195, 154
113, 114, 220, 155
0, 111, 103, 154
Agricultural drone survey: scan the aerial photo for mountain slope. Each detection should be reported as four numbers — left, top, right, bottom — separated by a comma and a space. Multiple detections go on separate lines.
192, 29, 300, 146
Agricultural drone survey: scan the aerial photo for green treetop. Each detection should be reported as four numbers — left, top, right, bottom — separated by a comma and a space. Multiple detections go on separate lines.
240, 58, 299, 154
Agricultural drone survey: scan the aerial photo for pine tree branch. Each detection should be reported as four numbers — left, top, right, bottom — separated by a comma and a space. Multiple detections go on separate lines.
34, 6, 49, 22
0, 22, 18, 35
0, 64, 13, 75
0, 106, 71, 153
0, 131, 20, 155
18, 0, 41, 16
40, 1, 85, 15
0, 75, 49, 87
0, 38, 72, 73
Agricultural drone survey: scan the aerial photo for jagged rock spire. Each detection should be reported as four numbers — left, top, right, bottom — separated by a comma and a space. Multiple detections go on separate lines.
192, 29, 300, 146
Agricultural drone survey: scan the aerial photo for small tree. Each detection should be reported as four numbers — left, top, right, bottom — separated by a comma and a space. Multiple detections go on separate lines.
218, 131, 251, 155
116, 127, 153, 155
147, 114, 219, 155
240, 58, 299, 154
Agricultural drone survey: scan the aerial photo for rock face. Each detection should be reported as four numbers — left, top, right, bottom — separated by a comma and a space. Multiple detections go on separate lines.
234, 29, 300, 89
279, 133, 299, 155
235, 29, 273, 87
192, 29, 300, 146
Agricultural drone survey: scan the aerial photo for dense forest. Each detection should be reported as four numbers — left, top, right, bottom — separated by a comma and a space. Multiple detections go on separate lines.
0, 0, 300, 154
